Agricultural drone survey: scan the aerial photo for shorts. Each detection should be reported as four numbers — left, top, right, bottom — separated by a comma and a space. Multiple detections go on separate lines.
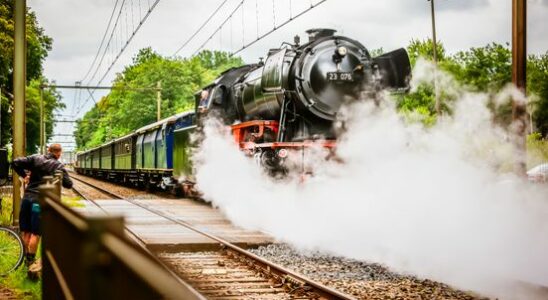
19, 194, 41, 235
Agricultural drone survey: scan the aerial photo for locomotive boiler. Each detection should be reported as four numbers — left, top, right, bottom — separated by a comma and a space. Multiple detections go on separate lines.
199, 28, 411, 171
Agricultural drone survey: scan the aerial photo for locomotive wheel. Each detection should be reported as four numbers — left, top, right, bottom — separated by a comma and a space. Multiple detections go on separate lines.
260, 150, 282, 172
145, 180, 153, 192
171, 185, 183, 197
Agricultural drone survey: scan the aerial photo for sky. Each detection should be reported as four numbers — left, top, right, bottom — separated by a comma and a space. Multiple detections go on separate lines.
27, 0, 548, 151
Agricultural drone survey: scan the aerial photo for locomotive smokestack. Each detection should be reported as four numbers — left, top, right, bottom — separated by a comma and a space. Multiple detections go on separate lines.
306, 28, 336, 43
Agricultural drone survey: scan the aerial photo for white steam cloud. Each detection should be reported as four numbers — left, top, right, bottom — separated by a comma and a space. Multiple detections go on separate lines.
192, 60, 548, 299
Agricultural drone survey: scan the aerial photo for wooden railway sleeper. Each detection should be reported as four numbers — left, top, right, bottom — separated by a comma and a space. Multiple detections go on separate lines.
273, 274, 314, 297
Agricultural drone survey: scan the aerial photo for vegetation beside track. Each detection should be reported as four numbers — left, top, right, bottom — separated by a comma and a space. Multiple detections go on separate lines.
0, 195, 40, 300
0, 3, 65, 154
399, 39, 548, 137
0, 190, 84, 300
528, 133, 548, 168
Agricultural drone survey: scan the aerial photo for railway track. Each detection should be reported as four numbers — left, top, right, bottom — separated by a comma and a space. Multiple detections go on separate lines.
70, 174, 355, 300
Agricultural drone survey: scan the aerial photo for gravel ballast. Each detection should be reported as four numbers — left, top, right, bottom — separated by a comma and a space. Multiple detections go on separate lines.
250, 244, 485, 300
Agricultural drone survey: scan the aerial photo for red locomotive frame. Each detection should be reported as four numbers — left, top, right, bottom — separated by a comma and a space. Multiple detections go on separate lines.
230, 120, 336, 154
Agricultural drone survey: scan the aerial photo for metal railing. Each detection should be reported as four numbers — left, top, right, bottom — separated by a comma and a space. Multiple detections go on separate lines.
39, 172, 205, 300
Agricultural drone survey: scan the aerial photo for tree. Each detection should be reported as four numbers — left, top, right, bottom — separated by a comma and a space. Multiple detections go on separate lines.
74, 48, 243, 149
396, 39, 449, 124
407, 38, 447, 67
0, 1, 52, 90
0, 1, 57, 151
401, 40, 547, 137
25, 79, 65, 153
444, 43, 511, 92
528, 52, 548, 137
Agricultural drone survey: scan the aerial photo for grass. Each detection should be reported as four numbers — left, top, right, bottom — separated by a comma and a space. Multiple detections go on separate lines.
0, 195, 41, 300
528, 135, 548, 168
61, 195, 84, 208
0, 191, 84, 300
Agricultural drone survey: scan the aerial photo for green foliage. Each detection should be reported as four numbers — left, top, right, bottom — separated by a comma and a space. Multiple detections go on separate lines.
444, 43, 511, 92
75, 49, 243, 149
528, 52, 548, 137
527, 133, 548, 168
397, 85, 437, 126
0, 1, 52, 87
403, 39, 548, 137
407, 38, 447, 67
0, 1, 56, 153
25, 79, 65, 153
399, 39, 448, 122
0, 196, 41, 300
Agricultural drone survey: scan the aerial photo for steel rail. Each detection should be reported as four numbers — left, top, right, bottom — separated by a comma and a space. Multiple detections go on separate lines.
70, 176, 146, 247
69, 173, 356, 300
69, 175, 206, 299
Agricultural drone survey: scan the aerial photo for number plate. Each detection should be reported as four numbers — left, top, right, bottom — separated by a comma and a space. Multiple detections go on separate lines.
327, 72, 354, 82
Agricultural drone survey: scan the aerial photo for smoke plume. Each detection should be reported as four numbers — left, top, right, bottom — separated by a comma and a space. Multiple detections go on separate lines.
192, 60, 548, 299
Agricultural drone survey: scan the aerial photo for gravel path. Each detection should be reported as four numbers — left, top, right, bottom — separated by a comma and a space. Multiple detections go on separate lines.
69, 172, 161, 199
71, 179, 113, 200
250, 244, 486, 300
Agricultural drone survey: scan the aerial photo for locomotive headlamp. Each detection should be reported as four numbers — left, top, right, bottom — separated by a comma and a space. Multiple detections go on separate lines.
277, 149, 289, 159
336, 46, 348, 57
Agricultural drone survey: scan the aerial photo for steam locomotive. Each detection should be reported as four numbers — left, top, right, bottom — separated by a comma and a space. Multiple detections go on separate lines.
75, 29, 411, 194
200, 28, 410, 171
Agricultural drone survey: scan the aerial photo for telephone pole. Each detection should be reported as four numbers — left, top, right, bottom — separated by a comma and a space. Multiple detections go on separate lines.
40, 86, 45, 154
428, 0, 440, 115
512, 0, 527, 176
0, 86, 2, 145
157, 81, 162, 121
13, 0, 27, 224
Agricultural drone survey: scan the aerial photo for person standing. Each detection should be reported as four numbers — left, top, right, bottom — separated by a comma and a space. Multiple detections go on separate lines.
11, 143, 73, 265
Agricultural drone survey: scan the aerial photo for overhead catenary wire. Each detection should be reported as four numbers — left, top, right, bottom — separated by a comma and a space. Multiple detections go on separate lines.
82, 0, 127, 94
191, 0, 329, 57
95, 0, 160, 86
172, 0, 231, 56
76, 0, 161, 116
79, 0, 121, 83
192, 0, 245, 56
231, 0, 329, 55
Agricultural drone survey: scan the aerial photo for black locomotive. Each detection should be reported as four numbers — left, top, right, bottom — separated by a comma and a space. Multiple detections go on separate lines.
199, 28, 411, 170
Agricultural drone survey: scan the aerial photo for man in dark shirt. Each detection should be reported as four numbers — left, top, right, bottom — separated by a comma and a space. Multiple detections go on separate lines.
12, 143, 73, 265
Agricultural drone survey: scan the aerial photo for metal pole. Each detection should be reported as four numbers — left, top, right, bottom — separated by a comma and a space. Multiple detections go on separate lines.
40, 86, 45, 154
13, 0, 27, 224
156, 81, 162, 121
0, 86, 2, 145
512, 0, 527, 176
429, 0, 440, 115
